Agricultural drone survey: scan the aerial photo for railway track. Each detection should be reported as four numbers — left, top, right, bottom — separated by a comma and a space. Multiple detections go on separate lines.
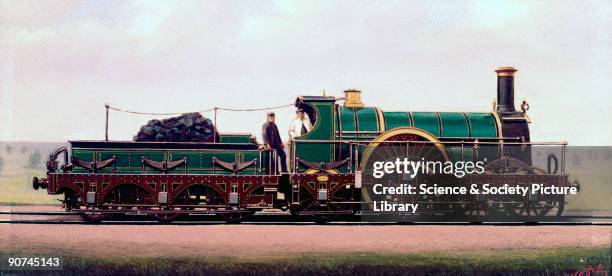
1, 210, 610, 225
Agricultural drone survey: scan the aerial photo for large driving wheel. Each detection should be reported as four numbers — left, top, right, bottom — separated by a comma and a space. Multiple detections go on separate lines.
359, 128, 450, 220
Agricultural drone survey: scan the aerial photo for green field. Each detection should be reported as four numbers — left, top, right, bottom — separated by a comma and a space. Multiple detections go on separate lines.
1, 247, 609, 275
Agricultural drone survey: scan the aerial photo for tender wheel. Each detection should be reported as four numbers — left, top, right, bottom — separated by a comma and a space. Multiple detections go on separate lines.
221, 209, 254, 224
102, 184, 156, 209
80, 213, 110, 223
173, 184, 226, 209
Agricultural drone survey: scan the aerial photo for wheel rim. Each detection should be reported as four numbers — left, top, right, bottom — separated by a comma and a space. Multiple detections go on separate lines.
359, 128, 450, 220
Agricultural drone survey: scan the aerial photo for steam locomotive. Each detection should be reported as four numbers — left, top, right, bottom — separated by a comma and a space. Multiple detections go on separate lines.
33, 67, 575, 223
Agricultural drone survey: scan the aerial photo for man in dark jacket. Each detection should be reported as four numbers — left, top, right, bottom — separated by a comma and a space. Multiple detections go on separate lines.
262, 112, 287, 173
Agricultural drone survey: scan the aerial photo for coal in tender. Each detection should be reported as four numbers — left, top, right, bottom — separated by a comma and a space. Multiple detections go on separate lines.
133, 113, 218, 142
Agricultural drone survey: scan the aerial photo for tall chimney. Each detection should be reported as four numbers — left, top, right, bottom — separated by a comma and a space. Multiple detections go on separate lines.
495, 66, 517, 113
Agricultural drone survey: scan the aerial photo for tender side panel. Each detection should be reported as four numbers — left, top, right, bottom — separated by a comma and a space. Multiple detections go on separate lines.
71, 147, 270, 175
72, 149, 95, 174
99, 150, 165, 174
218, 134, 254, 144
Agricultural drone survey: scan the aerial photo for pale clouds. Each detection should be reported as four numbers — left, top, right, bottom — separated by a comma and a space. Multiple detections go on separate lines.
0, 0, 610, 145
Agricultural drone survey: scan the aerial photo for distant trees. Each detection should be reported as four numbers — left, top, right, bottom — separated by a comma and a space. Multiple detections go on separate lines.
0, 156, 4, 173
5, 145, 12, 154
28, 150, 42, 168
20, 146, 28, 154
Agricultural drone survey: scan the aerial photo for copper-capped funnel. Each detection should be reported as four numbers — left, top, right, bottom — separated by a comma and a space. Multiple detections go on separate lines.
495, 66, 517, 113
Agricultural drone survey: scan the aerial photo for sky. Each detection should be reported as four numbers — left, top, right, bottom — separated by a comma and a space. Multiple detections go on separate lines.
0, 0, 610, 145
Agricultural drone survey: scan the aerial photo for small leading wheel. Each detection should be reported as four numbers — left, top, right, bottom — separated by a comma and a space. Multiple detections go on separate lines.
483, 157, 566, 220
548, 195, 565, 217
511, 200, 548, 220
511, 195, 565, 220
462, 202, 491, 221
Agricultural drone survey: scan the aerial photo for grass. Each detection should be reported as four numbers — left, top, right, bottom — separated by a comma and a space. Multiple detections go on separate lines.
0, 173, 61, 205
0, 151, 61, 205
0, 247, 610, 275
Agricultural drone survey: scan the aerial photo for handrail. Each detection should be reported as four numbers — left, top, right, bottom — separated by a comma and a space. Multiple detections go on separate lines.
338, 133, 523, 141
290, 139, 568, 174
292, 139, 568, 146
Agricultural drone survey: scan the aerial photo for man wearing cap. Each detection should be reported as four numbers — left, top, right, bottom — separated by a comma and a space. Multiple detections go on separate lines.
288, 109, 312, 140
262, 112, 287, 173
